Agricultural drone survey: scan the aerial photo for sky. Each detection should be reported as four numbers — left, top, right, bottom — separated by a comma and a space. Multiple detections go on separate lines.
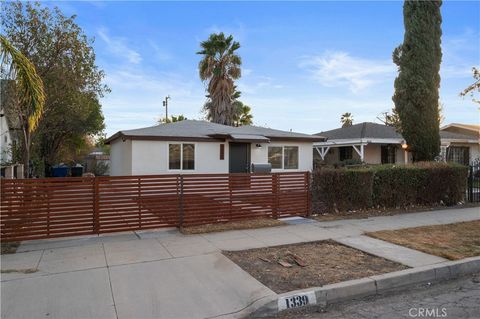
49, 1, 480, 137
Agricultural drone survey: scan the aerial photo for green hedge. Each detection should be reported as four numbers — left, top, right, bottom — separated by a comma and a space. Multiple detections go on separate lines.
312, 168, 374, 212
312, 162, 468, 213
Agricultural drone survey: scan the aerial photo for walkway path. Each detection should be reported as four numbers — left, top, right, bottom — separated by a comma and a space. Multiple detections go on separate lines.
1, 206, 479, 319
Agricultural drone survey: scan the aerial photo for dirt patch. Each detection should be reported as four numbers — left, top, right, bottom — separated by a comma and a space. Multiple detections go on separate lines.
368, 220, 480, 260
1, 242, 20, 254
223, 240, 407, 293
312, 204, 479, 222
180, 218, 286, 234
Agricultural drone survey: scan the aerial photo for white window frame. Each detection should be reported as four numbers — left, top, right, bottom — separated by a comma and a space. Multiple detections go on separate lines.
268, 145, 299, 170
167, 142, 196, 171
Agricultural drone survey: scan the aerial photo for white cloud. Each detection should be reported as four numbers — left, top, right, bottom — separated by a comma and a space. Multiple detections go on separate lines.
299, 51, 395, 93
98, 27, 142, 64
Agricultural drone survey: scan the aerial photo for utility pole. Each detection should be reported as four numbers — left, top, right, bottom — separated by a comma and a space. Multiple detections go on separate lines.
162, 95, 170, 123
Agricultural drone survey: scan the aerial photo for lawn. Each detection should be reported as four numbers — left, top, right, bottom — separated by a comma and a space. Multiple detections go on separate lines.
367, 220, 480, 260
223, 240, 406, 293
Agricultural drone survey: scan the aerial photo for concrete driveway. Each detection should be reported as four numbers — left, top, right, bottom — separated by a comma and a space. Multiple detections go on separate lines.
1, 234, 275, 319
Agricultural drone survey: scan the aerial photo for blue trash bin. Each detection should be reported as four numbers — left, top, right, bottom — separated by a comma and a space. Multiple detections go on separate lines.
52, 165, 69, 177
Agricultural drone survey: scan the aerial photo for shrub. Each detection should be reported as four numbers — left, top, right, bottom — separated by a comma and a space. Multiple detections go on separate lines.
312, 162, 468, 214
312, 168, 374, 213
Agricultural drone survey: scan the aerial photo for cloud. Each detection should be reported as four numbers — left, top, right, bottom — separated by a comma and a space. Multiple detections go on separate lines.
97, 27, 142, 64
299, 51, 395, 93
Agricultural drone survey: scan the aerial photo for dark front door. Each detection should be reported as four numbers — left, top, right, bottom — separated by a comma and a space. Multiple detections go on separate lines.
229, 143, 251, 173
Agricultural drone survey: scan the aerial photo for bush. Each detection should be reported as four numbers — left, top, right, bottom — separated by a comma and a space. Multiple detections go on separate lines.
312, 168, 374, 212
312, 162, 468, 214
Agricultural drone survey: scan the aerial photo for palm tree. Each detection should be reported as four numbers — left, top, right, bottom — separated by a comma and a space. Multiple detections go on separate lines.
197, 33, 241, 126
341, 112, 353, 127
0, 35, 45, 176
233, 101, 253, 126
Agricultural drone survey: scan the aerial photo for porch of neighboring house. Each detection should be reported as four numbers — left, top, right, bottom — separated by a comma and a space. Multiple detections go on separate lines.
314, 141, 410, 166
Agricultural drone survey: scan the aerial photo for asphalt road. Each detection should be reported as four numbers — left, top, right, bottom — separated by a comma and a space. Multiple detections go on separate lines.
267, 273, 480, 319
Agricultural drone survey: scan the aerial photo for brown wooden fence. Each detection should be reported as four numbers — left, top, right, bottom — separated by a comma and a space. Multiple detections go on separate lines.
1, 172, 310, 242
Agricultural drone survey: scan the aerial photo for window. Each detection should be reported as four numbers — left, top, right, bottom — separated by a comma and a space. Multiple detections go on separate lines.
446, 146, 469, 166
268, 146, 299, 169
284, 146, 299, 169
219, 144, 225, 160
169, 143, 195, 170
339, 147, 352, 161
381, 145, 397, 164
268, 147, 283, 169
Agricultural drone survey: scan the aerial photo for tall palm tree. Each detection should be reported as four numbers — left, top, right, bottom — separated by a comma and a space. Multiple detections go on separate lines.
340, 112, 353, 127
197, 33, 241, 126
233, 101, 253, 126
0, 35, 45, 176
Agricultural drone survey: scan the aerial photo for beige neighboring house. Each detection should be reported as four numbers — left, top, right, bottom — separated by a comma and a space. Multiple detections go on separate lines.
106, 120, 323, 176
313, 122, 480, 166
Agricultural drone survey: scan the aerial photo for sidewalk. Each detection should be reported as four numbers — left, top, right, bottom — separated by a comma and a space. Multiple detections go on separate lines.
1, 207, 479, 319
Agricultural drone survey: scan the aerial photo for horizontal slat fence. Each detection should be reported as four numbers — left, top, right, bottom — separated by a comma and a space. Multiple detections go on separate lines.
1, 172, 309, 242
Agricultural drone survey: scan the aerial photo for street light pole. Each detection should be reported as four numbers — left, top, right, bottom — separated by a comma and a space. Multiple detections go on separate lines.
162, 95, 170, 122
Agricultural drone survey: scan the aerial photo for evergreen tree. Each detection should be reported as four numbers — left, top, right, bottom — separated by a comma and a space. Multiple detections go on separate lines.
392, 0, 442, 161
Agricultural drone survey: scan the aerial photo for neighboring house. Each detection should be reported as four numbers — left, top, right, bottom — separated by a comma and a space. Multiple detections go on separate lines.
313, 122, 480, 166
440, 123, 480, 165
106, 120, 323, 176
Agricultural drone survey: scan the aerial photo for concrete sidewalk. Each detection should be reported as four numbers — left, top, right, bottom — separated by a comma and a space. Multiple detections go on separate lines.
1, 206, 479, 319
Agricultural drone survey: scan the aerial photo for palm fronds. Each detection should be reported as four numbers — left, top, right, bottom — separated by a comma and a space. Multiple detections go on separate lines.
0, 35, 45, 132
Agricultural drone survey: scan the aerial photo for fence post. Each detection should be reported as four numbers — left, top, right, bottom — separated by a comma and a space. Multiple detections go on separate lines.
272, 173, 278, 219
93, 177, 100, 234
468, 165, 473, 203
179, 175, 184, 228
306, 171, 311, 217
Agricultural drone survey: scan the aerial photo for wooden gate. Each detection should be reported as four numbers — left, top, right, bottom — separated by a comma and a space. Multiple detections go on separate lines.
1, 172, 310, 242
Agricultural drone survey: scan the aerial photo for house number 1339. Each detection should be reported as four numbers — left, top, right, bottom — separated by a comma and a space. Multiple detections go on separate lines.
278, 291, 317, 311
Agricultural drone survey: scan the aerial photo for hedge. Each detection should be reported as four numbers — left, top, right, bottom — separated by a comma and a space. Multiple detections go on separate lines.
312, 162, 468, 213
311, 168, 374, 212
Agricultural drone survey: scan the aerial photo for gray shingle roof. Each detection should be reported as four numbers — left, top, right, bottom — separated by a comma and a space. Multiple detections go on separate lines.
106, 120, 323, 143
315, 122, 477, 141
315, 122, 403, 140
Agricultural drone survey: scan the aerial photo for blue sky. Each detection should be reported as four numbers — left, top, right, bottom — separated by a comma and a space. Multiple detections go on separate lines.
51, 1, 479, 136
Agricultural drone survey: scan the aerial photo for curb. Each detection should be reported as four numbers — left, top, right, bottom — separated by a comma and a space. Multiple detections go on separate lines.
242, 256, 480, 318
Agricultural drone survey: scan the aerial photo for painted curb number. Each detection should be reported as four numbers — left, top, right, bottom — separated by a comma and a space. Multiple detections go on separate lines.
278, 291, 317, 311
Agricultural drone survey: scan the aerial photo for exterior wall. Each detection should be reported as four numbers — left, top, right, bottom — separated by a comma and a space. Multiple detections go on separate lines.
252, 141, 313, 172
110, 139, 314, 176
110, 139, 132, 176
131, 140, 228, 175
0, 112, 12, 164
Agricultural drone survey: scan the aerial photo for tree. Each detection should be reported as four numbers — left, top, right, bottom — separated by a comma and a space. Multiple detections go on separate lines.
340, 112, 353, 127
197, 33, 241, 126
0, 36, 45, 176
377, 108, 402, 131
392, 0, 442, 161
1, 2, 108, 175
158, 114, 187, 124
233, 101, 253, 126
460, 67, 480, 105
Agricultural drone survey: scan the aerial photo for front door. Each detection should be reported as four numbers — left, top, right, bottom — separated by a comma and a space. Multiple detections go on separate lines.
229, 143, 251, 173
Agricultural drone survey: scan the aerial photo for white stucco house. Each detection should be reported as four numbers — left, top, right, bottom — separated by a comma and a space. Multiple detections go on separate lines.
0, 107, 13, 164
313, 122, 480, 166
106, 120, 323, 176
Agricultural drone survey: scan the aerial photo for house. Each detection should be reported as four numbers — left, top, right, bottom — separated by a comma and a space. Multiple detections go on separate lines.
106, 120, 323, 176
84, 148, 110, 176
0, 107, 12, 164
313, 122, 480, 166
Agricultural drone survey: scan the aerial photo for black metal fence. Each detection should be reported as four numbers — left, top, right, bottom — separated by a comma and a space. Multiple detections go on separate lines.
467, 163, 480, 203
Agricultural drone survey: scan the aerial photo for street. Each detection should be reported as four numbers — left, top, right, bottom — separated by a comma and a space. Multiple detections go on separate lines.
269, 273, 480, 319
